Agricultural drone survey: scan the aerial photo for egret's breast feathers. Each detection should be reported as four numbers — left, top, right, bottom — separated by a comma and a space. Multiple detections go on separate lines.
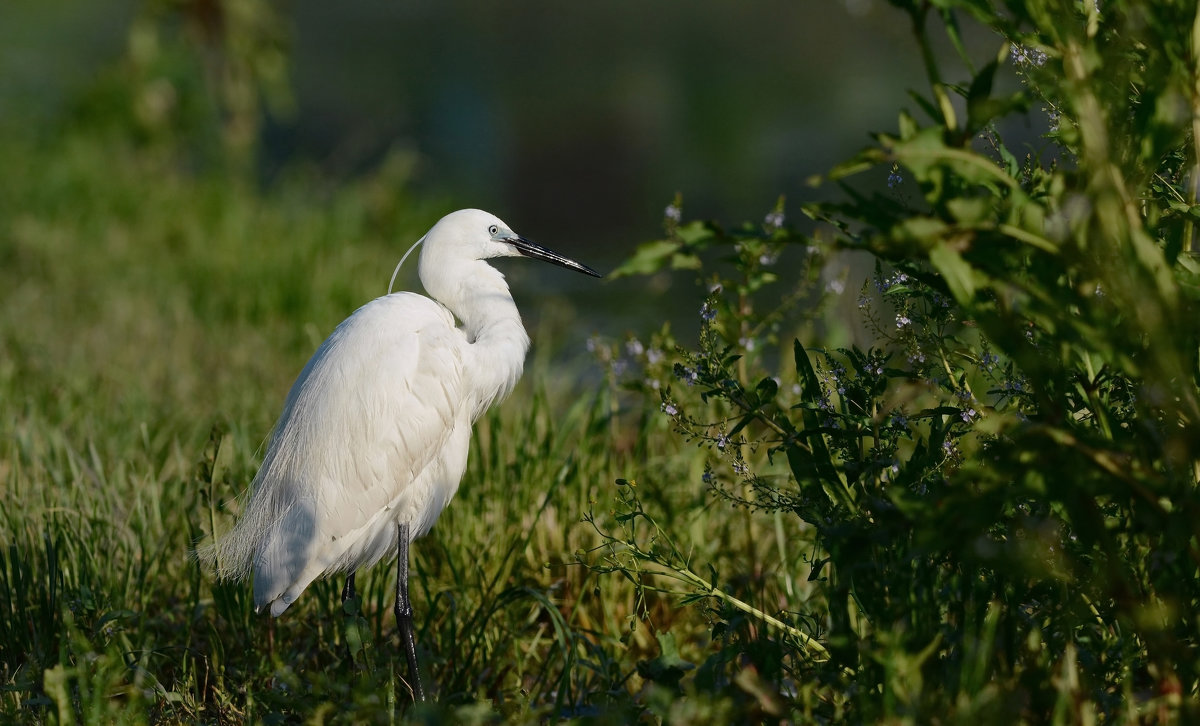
210, 294, 467, 582
280, 294, 468, 538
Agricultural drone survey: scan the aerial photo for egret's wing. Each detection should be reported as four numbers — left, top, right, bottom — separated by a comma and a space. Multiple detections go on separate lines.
219, 293, 466, 609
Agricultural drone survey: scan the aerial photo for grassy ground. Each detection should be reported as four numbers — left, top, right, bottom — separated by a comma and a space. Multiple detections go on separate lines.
0, 118, 778, 723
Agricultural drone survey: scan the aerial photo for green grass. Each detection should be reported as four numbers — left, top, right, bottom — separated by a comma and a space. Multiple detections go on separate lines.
0, 120, 774, 723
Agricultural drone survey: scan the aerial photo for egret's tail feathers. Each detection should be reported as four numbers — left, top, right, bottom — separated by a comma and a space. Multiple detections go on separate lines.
192, 500, 277, 583
193, 527, 256, 582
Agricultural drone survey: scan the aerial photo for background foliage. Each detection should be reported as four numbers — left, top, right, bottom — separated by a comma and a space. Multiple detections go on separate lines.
590, 0, 1200, 721
2, 0, 1199, 723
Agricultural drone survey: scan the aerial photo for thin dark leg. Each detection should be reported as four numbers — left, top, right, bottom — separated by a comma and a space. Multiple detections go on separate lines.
395, 521, 427, 702
342, 571, 361, 667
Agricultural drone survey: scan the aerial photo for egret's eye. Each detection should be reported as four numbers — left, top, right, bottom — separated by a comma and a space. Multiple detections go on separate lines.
488, 225, 499, 236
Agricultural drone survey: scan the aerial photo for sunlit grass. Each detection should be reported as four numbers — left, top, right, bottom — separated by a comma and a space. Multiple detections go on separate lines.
0, 123, 737, 722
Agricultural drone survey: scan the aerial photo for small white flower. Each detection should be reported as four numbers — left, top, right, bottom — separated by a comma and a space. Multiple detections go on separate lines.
1012, 44, 1048, 67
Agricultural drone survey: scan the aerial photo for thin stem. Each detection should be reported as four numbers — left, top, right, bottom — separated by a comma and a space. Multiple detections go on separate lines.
669, 561, 854, 675
1189, 3, 1200, 254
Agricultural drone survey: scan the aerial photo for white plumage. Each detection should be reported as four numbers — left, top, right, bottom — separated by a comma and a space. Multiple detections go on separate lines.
201, 209, 599, 620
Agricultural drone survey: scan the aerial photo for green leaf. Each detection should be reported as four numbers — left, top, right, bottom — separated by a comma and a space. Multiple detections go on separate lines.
807, 556, 830, 582
888, 125, 1021, 192
894, 216, 950, 244
669, 251, 703, 270
898, 109, 920, 140
827, 147, 887, 181
344, 614, 368, 658
967, 91, 1031, 136
790, 340, 844, 500
676, 220, 716, 245
729, 415, 753, 437
906, 91, 943, 126
946, 197, 992, 226
637, 632, 695, 689
996, 138, 1020, 178
609, 239, 679, 278
929, 243, 978, 301
755, 376, 779, 404
965, 60, 998, 121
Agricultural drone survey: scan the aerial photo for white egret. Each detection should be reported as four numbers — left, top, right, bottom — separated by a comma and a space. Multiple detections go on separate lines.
200, 209, 600, 700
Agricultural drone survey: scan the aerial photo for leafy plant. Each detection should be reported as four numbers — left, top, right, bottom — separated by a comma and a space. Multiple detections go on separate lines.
586, 0, 1200, 721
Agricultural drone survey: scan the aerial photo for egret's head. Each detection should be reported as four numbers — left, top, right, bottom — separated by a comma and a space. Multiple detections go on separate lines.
420, 209, 600, 278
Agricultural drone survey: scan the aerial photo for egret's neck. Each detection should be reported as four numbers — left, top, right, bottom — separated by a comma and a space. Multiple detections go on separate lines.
421, 258, 531, 418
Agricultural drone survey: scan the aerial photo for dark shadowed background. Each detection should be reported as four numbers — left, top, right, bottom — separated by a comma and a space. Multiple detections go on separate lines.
2, 0, 938, 254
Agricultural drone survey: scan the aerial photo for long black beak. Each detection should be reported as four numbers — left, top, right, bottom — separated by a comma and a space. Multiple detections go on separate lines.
507, 235, 602, 278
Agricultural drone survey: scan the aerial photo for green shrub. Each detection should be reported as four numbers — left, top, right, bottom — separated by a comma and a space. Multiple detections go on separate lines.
588, 0, 1200, 721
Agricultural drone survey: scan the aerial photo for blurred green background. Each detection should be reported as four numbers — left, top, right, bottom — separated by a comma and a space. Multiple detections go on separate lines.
2, 0, 933, 254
